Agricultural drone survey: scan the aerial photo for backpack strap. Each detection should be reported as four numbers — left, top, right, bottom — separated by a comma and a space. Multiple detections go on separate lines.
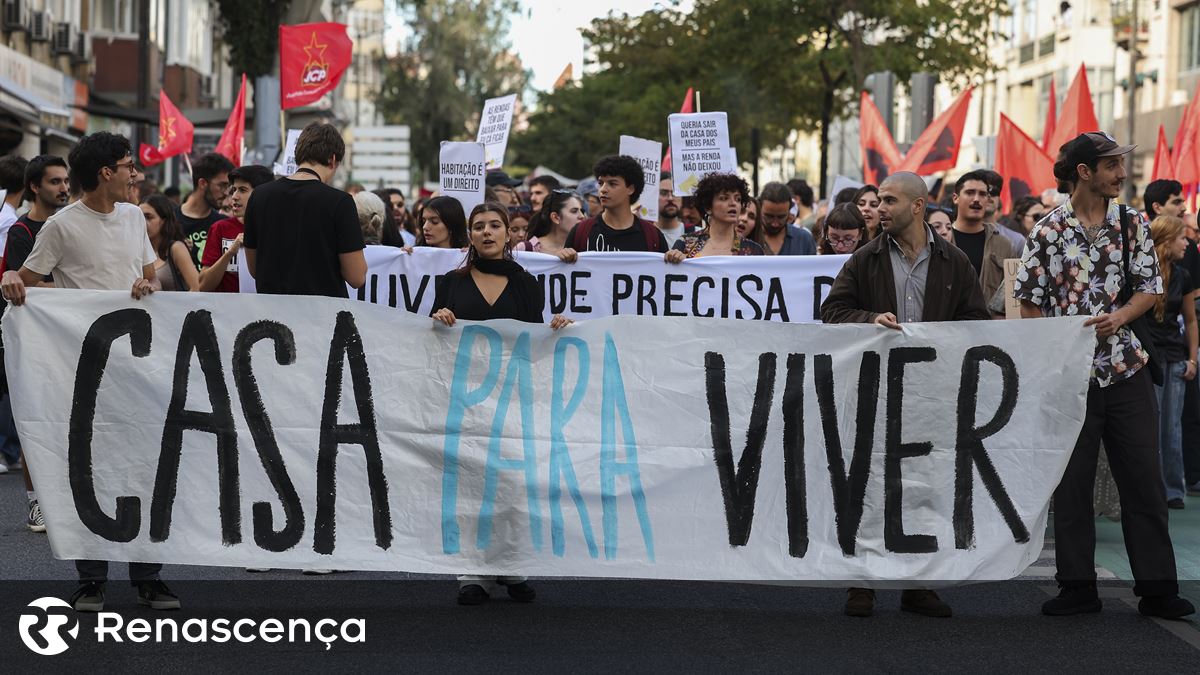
2, 221, 34, 273
641, 218, 660, 251
572, 218, 596, 251
1118, 205, 1134, 303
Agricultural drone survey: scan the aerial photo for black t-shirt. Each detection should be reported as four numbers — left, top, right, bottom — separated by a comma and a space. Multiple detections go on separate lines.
175, 204, 224, 268
6, 214, 44, 272
954, 228, 986, 279
1147, 264, 1196, 363
567, 214, 669, 253
242, 178, 365, 298
431, 270, 544, 323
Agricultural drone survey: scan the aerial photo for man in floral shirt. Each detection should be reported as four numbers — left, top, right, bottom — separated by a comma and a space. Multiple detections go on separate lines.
1015, 132, 1193, 620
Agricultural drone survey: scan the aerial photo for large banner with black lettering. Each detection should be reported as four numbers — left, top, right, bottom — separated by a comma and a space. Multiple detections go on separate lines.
5, 290, 1093, 584
239, 247, 848, 323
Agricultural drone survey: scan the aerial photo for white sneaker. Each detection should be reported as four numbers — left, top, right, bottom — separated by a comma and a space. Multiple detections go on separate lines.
0, 462, 8, 475
27, 499, 45, 533
301, 568, 334, 575
245, 568, 272, 573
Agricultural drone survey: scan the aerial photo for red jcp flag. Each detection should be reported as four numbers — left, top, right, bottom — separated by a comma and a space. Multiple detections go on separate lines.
897, 87, 972, 175
139, 90, 193, 167
216, 74, 248, 166
859, 91, 902, 186
995, 114, 1055, 215
279, 22, 352, 110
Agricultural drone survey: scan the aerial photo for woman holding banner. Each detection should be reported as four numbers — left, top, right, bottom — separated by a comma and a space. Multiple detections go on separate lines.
431, 202, 572, 605
665, 173, 763, 261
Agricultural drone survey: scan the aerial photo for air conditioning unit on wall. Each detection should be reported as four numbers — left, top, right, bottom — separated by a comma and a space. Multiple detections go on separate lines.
29, 9, 50, 41
52, 22, 74, 55
3, 0, 29, 32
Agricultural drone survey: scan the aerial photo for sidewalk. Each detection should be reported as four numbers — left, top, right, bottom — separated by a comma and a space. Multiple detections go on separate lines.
1095, 504, 1200, 611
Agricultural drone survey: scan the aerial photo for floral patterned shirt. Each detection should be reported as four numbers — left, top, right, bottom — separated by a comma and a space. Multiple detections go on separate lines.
1013, 198, 1162, 388
671, 232, 764, 258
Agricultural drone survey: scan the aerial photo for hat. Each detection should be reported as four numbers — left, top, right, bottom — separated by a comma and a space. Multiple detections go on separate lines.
577, 178, 599, 197
1054, 132, 1136, 180
485, 170, 522, 188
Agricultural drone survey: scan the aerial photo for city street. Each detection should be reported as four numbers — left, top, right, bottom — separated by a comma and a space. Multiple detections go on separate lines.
2, 472, 1198, 672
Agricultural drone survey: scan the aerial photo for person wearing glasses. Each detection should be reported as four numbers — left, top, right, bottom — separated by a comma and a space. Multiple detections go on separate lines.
656, 171, 691, 248
979, 169, 1026, 250
1010, 196, 1047, 236
819, 203, 866, 255
485, 170, 523, 207
758, 182, 816, 255
0, 132, 180, 613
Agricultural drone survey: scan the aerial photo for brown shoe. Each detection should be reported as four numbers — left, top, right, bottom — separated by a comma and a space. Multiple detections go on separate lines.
844, 587, 875, 617
900, 589, 952, 617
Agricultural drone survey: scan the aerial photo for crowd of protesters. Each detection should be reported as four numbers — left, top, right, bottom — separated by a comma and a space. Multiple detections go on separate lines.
0, 121, 1195, 621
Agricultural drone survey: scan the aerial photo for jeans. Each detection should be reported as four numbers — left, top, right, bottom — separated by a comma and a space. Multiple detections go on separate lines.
1055, 368, 1178, 597
1183, 372, 1200, 488
1155, 361, 1189, 501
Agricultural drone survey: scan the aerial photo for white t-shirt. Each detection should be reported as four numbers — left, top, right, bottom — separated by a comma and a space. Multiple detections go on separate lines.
23, 200, 156, 291
0, 201, 17, 257
658, 222, 685, 249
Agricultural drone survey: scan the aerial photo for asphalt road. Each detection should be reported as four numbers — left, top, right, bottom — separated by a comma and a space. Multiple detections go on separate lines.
1, 470, 1197, 672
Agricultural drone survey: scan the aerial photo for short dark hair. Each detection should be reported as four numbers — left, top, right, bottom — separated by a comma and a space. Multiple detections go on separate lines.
191, 152, 235, 189
592, 155, 645, 202
68, 131, 131, 192
758, 181, 792, 205
379, 187, 404, 200
417, 195, 469, 248
23, 155, 66, 201
229, 164, 275, 189
978, 169, 1003, 195
852, 184, 878, 204
660, 170, 672, 183
1011, 196, 1043, 223
164, 185, 181, 198
954, 170, 992, 194
1144, 179, 1184, 218
294, 121, 346, 167
834, 186, 859, 205
693, 172, 750, 220
529, 175, 561, 191
0, 155, 28, 194
787, 178, 814, 207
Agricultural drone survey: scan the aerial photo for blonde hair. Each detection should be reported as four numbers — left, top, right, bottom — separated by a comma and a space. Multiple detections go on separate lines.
353, 190, 386, 244
1150, 215, 1186, 321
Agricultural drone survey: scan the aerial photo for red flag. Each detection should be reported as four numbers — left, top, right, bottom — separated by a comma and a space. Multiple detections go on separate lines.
859, 91, 902, 186
280, 22, 352, 110
1151, 125, 1174, 182
155, 90, 193, 160
662, 87, 695, 173
1041, 78, 1057, 152
897, 88, 972, 175
1045, 65, 1099, 156
1173, 83, 1200, 185
216, 74, 247, 166
139, 143, 165, 168
995, 114, 1056, 215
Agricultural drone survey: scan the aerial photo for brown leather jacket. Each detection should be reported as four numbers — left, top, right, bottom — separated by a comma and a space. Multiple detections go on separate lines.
952, 223, 1020, 314
820, 228, 989, 324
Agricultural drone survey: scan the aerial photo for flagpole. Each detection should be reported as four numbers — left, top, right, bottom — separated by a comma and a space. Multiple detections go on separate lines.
695, 90, 702, 113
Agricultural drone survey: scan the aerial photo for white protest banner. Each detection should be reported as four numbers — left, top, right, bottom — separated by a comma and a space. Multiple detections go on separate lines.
239, 247, 848, 323
272, 129, 303, 176
669, 112, 734, 196
439, 141, 487, 215
826, 175, 864, 211
620, 135, 663, 222
476, 94, 518, 170
5, 289, 1092, 583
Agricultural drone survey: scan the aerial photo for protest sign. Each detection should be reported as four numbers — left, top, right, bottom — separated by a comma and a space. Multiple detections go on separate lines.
826, 175, 864, 212
620, 135, 663, 222
5, 289, 1092, 583
272, 129, 302, 176
1003, 258, 1022, 320
239, 247, 847, 322
476, 94, 518, 170
438, 141, 487, 215
668, 112, 734, 196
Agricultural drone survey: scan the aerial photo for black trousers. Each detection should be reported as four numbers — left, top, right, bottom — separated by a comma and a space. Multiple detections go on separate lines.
1182, 374, 1200, 487
76, 559, 162, 583
1054, 368, 1178, 597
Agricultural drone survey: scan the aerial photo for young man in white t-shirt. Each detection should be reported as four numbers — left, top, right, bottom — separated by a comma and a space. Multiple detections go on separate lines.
0, 132, 175, 613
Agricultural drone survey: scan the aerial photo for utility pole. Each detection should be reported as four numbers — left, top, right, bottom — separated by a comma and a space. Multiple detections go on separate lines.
1125, 0, 1139, 203
136, 0, 151, 153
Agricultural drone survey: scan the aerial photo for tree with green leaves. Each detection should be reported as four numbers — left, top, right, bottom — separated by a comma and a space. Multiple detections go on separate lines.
214, 0, 293, 78
512, 0, 1007, 192
376, 0, 528, 185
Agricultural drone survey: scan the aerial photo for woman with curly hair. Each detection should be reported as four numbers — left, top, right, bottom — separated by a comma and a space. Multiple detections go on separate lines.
666, 173, 764, 261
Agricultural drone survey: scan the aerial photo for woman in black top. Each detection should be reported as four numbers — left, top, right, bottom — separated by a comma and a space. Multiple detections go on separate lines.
431, 202, 570, 605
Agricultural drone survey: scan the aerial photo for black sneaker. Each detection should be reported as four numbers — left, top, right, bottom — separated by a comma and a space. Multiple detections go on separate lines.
1139, 595, 1196, 620
502, 581, 536, 603
457, 584, 489, 605
1168, 498, 1185, 510
1042, 586, 1102, 616
136, 580, 181, 610
70, 581, 105, 612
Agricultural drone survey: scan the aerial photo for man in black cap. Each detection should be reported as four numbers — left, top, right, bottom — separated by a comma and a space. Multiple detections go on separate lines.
1015, 132, 1194, 620
485, 170, 522, 207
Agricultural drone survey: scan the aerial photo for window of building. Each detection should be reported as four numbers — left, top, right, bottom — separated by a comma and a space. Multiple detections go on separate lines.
1089, 67, 1116, 131
1185, 4, 1200, 72
1036, 74, 1054, 140
93, 0, 136, 35
1021, 0, 1037, 43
